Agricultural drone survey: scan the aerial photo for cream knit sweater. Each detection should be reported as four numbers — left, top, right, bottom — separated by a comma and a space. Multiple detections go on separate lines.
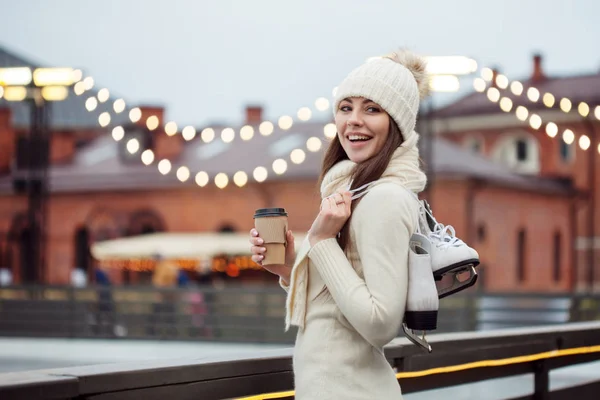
281, 145, 427, 399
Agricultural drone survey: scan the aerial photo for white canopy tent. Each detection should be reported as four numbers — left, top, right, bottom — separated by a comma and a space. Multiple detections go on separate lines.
91, 232, 307, 261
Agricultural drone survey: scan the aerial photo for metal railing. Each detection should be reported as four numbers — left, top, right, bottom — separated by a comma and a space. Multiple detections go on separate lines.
0, 285, 599, 343
0, 322, 599, 399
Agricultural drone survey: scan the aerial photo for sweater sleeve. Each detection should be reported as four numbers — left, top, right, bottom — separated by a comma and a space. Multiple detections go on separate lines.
307, 184, 416, 349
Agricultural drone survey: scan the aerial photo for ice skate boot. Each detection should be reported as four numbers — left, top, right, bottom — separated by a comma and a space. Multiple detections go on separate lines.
418, 200, 479, 299
402, 234, 438, 353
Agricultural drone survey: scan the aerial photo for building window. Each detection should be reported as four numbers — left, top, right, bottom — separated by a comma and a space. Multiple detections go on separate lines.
74, 227, 91, 272
559, 140, 572, 162
218, 224, 237, 233
516, 139, 528, 161
477, 224, 486, 242
553, 231, 561, 282
517, 229, 526, 282
464, 137, 484, 154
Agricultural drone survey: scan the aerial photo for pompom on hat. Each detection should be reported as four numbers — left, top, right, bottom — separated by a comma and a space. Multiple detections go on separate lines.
333, 49, 430, 148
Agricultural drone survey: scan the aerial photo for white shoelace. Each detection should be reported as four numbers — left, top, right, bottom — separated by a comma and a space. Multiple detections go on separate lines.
335, 180, 464, 249
423, 208, 464, 249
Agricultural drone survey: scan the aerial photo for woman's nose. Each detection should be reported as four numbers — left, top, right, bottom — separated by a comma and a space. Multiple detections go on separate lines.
348, 110, 364, 126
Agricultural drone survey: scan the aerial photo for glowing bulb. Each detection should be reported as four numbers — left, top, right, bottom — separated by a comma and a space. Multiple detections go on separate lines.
74, 82, 85, 95
182, 126, 197, 141
529, 114, 542, 130
324, 123, 337, 139
510, 81, 523, 96
201, 128, 215, 142
126, 138, 140, 154
85, 97, 98, 111
598, 144, 600, 154
545, 122, 558, 138
259, 121, 274, 136
97, 88, 110, 103
278, 116, 293, 130
129, 107, 142, 123
158, 159, 171, 175
560, 98, 572, 113
98, 112, 111, 127
595, 106, 600, 120
578, 102, 590, 117
272, 159, 288, 175
195, 171, 209, 187
176, 166, 190, 182
495, 74, 508, 89
473, 78, 486, 92
240, 125, 254, 141
83, 77, 94, 90
215, 173, 229, 189
486, 87, 500, 102
164, 121, 178, 136
543, 93, 555, 108
290, 148, 306, 164
562, 129, 574, 145
515, 106, 529, 121
253, 166, 268, 182
579, 135, 591, 150
499, 97, 513, 112
111, 126, 125, 141
306, 137, 322, 152
146, 115, 159, 131
481, 68, 493, 81
526, 87, 540, 102
233, 171, 248, 187
297, 107, 312, 121
315, 97, 330, 111
141, 149, 155, 165
221, 127, 235, 143
113, 98, 126, 113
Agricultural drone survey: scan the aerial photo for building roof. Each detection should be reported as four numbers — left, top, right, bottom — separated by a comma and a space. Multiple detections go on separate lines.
0, 119, 572, 195
0, 46, 130, 130
433, 72, 600, 118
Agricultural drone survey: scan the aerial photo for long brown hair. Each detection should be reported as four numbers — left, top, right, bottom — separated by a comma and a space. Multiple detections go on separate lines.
318, 119, 405, 250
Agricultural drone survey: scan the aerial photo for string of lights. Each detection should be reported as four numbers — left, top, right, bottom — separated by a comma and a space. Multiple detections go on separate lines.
73, 75, 339, 188
472, 68, 600, 153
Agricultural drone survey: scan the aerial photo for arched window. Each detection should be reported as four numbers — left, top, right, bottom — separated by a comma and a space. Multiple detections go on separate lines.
491, 131, 540, 174
127, 209, 166, 236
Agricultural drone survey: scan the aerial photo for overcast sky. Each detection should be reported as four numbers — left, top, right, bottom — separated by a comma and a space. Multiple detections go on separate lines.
1, 0, 599, 127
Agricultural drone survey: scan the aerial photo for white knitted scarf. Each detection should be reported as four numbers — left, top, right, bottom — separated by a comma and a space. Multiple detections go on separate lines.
284, 132, 427, 331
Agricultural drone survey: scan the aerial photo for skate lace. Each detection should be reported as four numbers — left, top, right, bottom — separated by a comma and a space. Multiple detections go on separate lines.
424, 207, 464, 249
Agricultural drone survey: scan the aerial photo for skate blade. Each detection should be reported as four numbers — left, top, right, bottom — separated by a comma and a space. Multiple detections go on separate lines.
437, 265, 478, 299
402, 323, 432, 353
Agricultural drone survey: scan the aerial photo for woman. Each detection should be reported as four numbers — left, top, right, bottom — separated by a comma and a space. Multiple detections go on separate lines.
250, 49, 429, 399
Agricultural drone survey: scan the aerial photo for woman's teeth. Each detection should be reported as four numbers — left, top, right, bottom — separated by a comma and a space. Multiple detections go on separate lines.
349, 135, 372, 142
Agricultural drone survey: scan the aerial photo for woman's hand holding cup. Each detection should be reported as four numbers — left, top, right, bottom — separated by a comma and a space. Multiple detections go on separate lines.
250, 229, 295, 285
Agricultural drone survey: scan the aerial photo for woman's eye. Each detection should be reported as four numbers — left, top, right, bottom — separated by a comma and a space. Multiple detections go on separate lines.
340, 105, 351, 112
367, 107, 380, 113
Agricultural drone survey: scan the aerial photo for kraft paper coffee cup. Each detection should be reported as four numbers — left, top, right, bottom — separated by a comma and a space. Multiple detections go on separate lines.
254, 208, 288, 266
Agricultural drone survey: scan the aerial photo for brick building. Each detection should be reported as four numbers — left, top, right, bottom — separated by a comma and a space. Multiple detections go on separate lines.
0, 47, 598, 293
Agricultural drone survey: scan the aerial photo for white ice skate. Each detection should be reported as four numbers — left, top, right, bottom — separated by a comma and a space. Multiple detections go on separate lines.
417, 200, 479, 299
402, 233, 439, 352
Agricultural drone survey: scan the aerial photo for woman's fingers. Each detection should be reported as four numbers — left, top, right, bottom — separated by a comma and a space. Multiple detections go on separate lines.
251, 245, 266, 255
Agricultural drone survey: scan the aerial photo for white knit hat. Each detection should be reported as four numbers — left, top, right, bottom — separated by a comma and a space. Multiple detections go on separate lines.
333, 50, 429, 146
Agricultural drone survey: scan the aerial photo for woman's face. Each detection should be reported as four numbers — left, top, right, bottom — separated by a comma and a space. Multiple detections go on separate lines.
335, 97, 390, 163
